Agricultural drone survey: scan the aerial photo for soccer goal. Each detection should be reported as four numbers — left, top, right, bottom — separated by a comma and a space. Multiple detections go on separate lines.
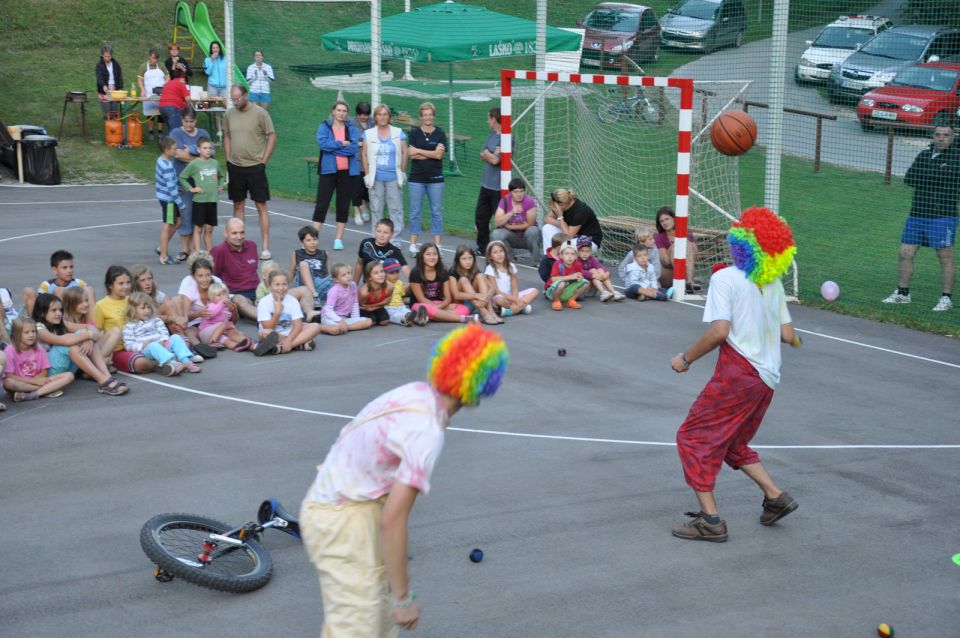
500, 70, 798, 301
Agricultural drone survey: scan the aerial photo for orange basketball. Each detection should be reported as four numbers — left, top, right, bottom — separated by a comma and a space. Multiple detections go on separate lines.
710, 111, 758, 156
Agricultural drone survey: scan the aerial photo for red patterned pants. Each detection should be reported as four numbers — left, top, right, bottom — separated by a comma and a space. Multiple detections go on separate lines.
676, 342, 774, 492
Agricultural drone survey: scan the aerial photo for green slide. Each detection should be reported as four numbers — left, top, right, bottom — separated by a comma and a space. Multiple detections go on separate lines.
174, 0, 248, 90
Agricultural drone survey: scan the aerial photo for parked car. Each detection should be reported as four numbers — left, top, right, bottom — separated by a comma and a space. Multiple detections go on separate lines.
659, 0, 747, 53
827, 25, 960, 103
856, 62, 960, 131
795, 15, 892, 84
579, 3, 661, 71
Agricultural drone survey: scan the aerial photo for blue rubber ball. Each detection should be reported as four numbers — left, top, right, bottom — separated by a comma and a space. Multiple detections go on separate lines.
469, 548, 483, 563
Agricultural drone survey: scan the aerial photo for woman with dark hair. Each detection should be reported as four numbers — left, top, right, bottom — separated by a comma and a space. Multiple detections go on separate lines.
654, 206, 700, 292
543, 187, 602, 252
158, 69, 190, 132
93, 265, 158, 374
246, 50, 274, 110
313, 100, 361, 251
203, 41, 227, 131
95, 44, 123, 120
491, 177, 542, 261
349, 101, 374, 227
174, 254, 228, 357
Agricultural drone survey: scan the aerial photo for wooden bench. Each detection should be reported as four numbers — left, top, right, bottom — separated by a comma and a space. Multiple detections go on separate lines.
301, 156, 319, 187
598, 215, 728, 275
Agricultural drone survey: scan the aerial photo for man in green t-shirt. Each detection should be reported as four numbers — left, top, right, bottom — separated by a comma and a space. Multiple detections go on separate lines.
178, 137, 226, 251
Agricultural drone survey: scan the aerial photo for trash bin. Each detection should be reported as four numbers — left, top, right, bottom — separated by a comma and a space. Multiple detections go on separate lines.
21, 135, 61, 185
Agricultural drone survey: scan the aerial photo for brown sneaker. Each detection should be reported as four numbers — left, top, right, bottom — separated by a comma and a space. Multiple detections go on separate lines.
671, 511, 728, 542
760, 491, 797, 526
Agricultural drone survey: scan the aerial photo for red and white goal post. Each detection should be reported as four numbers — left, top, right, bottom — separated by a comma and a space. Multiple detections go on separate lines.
500, 69, 695, 301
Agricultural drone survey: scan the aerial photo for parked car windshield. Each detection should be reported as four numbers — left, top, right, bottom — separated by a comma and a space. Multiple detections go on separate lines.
813, 26, 875, 50
891, 66, 959, 92
668, 0, 718, 20
860, 32, 929, 60
584, 8, 640, 32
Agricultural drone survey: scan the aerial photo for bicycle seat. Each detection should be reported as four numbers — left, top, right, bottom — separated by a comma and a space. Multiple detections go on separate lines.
258, 498, 301, 539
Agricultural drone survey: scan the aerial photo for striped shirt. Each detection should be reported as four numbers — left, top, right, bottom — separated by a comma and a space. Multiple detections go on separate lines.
155, 156, 183, 207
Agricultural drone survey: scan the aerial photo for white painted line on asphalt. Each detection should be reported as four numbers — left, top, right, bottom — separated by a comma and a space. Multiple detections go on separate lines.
0, 199, 155, 205
794, 328, 960, 370
0, 219, 156, 243
119, 374, 960, 450
0, 182, 147, 188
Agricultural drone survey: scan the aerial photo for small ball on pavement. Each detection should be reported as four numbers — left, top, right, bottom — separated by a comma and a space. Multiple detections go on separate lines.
558, 348, 566, 357
877, 622, 894, 637
469, 548, 483, 563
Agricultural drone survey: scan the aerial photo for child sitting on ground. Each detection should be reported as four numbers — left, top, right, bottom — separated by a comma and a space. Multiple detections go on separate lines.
122, 292, 201, 376
156, 137, 185, 265
177, 136, 224, 251
408, 243, 475, 325
618, 229, 660, 283
322, 263, 374, 332
129, 264, 189, 337
23, 249, 97, 316
484, 240, 538, 317
382, 258, 417, 326
3, 316, 74, 402
538, 232, 569, 283
354, 218, 409, 281
545, 239, 590, 311
576, 236, 625, 302
32, 293, 127, 395
62, 286, 121, 359
624, 246, 673, 301
197, 282, 251, 350
290, 226, 334, 306
255, 269, 326, 356
358, 261, 392, 327
451, 245, 500, 325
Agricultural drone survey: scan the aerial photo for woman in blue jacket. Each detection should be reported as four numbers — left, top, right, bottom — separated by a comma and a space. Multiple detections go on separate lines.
203, 41, 227, 131
312, 100, 361, 251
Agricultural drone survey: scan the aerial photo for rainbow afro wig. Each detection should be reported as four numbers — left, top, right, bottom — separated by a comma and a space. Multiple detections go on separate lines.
727, 206, 796, 286
427, 324, 509, 406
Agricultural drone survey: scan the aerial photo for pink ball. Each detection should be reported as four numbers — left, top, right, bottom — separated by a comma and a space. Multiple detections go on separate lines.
820, 280, 839, 301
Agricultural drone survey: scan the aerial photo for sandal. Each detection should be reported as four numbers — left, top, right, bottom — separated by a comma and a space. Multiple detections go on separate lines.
45, 390, 64, 399
98, 376, 128, 396
13, 391, 39, 402
253, 331, 280, 357
209, 341, 226, 350
192, 343, 218, 359
233, 337, 252, 352
0, 401, 6, 411
175, 252, 188, 262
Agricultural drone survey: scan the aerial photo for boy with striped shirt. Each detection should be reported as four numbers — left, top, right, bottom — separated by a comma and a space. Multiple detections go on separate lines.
156, 137, 185, 265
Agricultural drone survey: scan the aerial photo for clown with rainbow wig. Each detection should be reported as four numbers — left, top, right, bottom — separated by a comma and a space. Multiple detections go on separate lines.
668, 207, 802, 544
300, 323, 507, 636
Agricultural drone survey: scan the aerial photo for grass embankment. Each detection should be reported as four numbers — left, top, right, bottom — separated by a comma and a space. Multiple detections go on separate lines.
1, 0, 954, 335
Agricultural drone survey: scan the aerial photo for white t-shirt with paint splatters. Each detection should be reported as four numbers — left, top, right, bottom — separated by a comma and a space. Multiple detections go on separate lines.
703, 266, 791, 389
304, 381, 447, 505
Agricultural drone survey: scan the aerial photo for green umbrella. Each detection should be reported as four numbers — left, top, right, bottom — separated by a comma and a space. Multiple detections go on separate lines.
321, 1, 581, 173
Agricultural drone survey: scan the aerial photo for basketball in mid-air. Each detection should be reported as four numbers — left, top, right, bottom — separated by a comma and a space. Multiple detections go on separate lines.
710, 111, 758, 156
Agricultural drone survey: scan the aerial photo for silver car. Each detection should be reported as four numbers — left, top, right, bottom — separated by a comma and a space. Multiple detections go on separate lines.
660, 0, 747, 53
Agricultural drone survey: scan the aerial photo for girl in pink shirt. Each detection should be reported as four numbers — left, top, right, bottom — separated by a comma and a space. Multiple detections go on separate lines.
321, 263, 373, 331
3, 317, 74, 402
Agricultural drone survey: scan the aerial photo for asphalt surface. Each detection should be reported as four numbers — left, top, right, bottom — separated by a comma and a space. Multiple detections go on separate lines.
670, 0, 934, 177
1, 184, 958, 637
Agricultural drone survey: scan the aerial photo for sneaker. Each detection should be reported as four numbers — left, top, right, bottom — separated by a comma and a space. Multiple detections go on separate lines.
190, 353, 205, 363
45, 390, 64, 399
567, 299, 582, 309
159, 257, 178, 265
409, 242, 419, 256
193, 343, 218, 359
402, 311, 414, 327
414, 305, 429, 326
13, 390, 39, 402
522, 304, 533, 314
760, 491, 798, 526
333, 239, 344, 251
297, 340, 316, 351
599, 291, 613, 302
253, 331, 280, 357
551, 299, 563, 311
361, 210, 371, 222
932, 295, 953, 312
233, 338, 252, 352
354, 214, 364, 226
473, 247, 484, 257
181, 362, 202, 373
260, 250, 272, 261
612, 291, 626, 302
671, 512, 728, 542
882, 290, 911, 304
666, 286, 675, 299
159, 361, 182, 377
500, 307, 515, 318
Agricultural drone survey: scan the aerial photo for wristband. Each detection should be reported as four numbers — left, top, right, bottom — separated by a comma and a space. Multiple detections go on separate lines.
389, 591, 416, 608
680, 353, 691, 369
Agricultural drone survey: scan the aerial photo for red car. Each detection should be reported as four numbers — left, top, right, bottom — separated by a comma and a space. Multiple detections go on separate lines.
856, 62, 960, 132
579, 3, 661, 71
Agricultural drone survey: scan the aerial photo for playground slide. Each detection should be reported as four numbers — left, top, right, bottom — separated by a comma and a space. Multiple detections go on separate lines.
174, 0, 248, 90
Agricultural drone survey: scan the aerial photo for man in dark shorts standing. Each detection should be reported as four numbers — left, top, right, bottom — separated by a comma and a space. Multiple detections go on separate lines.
882, 124, 958, 312
224, 84, 277, 261
210, 218, 260, 321
474, 107, 502, 256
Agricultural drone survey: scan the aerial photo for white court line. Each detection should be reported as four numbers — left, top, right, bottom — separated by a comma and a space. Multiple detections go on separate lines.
120, 374, 960, 450
2, 203, 956, 371
0, 182, 147, 189
0, 199, 155, 205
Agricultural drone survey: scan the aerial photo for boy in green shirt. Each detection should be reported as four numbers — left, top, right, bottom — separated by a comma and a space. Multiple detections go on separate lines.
178, 137, 226, 251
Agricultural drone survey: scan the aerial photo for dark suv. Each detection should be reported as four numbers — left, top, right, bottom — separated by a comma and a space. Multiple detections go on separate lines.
579, 3, 661, 71
828, 25, 960, 103
660, 0, 747, 53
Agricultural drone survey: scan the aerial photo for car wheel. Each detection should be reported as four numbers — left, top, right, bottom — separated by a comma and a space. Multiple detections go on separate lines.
860, 119, 876, 133
933, 111, 955, 128
734, 30, 744, 48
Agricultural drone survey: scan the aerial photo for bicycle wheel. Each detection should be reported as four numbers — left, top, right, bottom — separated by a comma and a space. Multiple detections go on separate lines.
140, 513, 274, 593
598, 103, 621, 124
